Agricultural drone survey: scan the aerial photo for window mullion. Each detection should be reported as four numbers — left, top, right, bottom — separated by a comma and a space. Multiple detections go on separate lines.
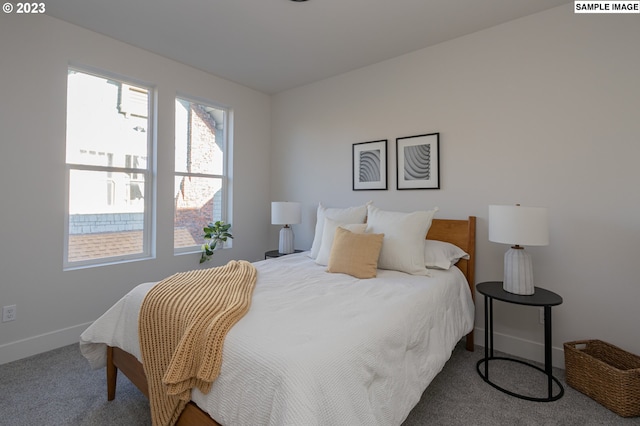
174, 171, 223, 179
68, 163, 147, 175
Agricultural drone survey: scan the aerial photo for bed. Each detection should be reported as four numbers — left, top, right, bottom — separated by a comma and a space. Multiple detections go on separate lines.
80, 213, 476, 426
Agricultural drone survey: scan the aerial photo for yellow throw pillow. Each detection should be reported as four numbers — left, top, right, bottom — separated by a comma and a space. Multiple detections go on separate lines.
327, 227, 384, 279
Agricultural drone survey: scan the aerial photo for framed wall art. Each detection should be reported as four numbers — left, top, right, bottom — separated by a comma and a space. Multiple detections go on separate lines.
352, 140, 387, 191
396, 133, 440, 190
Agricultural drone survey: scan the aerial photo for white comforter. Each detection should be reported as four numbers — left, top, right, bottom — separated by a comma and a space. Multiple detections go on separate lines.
80, 252, 474, 426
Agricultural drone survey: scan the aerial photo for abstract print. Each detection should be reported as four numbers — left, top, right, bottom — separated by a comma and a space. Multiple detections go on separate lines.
359, 149, 381, 183
396, 133, 439, 190
403, 144, 430, 181
353, 139, 387, 190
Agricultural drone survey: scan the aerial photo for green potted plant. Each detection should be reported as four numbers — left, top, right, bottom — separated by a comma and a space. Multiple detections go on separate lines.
200, 221, 234, 263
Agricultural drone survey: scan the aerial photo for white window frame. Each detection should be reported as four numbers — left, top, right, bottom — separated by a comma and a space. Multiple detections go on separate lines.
174, 94, 231, 255
64, 66, 156, 270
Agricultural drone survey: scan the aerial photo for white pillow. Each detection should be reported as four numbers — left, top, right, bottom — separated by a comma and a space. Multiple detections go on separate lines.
365, 205, 438, 275
424, 240, 469, 270
315, 218, 368, 266
309, 202, 370, 259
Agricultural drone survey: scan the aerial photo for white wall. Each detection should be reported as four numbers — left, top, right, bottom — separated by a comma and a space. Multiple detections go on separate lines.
0, 14, 272, 363
271, 5, 640, 367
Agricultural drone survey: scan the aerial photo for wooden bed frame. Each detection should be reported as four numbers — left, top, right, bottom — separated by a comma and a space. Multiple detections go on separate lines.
106, 216, 476, 426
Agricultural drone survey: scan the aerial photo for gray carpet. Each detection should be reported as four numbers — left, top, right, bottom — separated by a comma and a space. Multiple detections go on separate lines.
0, 342, 638, 426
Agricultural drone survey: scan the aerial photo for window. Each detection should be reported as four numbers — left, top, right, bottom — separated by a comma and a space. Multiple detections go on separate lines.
65, 68, 154, 268
174, 97, 229, 252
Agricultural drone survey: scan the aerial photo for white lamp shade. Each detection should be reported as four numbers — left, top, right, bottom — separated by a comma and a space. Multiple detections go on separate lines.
271, 202, 302, 225
488, 205, 549, 246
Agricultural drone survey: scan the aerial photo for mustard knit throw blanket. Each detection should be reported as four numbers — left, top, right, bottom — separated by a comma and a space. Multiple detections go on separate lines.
139, 260, 257, 426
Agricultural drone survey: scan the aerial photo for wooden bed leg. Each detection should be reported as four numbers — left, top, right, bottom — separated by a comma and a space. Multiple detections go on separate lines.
107, 346, 118, 401
466, 331, 475, 351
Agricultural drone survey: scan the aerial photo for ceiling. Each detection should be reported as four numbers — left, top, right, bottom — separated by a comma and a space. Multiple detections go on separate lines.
46, 0, 572, 94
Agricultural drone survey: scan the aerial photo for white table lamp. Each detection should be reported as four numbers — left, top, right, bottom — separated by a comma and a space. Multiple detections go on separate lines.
271, 202, 302, 254
489, 204, 549, 295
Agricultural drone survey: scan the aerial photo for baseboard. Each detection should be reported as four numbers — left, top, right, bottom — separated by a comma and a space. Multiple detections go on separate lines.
0, 322, 92, 365
473, 327, 565, 369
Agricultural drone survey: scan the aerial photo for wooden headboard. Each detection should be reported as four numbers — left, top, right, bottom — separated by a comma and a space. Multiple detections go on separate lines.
426, 216, 476, 351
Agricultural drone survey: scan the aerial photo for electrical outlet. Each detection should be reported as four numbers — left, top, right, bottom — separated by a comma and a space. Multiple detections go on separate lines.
539, 307, 544, 325
2, 305, 16, 322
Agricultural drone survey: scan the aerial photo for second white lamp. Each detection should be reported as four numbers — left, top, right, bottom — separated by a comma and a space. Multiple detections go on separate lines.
271, 202, 302, 254
489, 204, 549, 295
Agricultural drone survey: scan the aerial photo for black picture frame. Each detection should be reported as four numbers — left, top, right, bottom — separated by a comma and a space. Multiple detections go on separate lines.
352, 140, 388, 191
396, 133, 440, 190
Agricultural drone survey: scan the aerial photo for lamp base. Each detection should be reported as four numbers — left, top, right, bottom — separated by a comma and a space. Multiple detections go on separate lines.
503, 247, 535, 295
279, 225, 295, 254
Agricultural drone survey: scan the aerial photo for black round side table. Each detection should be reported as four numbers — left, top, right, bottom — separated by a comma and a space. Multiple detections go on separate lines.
476, 281, 564, 402
264, 249, 303, 259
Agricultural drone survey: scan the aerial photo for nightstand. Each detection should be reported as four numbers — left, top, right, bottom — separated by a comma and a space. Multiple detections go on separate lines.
264, 249, 303, 259
476, 281, 564, 402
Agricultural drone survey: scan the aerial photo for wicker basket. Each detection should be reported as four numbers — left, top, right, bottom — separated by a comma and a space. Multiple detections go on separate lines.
564, 340, 640, 417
